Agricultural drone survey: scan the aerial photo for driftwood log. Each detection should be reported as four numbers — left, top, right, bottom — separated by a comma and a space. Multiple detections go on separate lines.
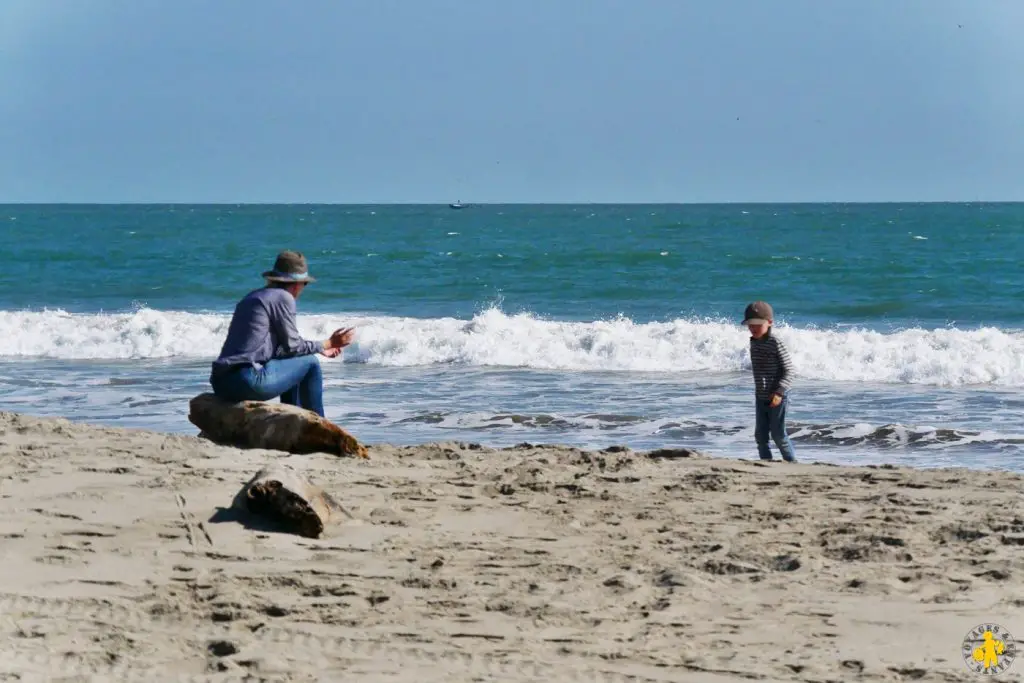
231, 464, 353, 538
188, 393, 369, 458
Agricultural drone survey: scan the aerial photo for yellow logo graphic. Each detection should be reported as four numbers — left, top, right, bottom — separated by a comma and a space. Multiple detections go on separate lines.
963, 624, 1016, 676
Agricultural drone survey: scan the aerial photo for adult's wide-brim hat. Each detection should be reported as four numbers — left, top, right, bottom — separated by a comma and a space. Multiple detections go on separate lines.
262, 250, 316, 283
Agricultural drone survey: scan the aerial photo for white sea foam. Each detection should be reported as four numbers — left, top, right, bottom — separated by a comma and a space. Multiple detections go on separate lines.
1, 307, 1023, 387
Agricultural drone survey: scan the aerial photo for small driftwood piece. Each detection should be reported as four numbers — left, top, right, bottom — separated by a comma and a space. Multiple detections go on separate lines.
232, 464, 353, 538
188, 392, 368, 458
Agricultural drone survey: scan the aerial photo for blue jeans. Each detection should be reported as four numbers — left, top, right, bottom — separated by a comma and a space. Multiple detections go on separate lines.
755, 395, 795, 462
210, 355, 325, 417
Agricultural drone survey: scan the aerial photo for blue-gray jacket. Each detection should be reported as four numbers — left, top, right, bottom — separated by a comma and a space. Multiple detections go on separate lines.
211, 287, 321, 375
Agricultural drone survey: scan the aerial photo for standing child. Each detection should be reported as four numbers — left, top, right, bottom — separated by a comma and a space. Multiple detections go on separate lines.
742, 301, 796, 462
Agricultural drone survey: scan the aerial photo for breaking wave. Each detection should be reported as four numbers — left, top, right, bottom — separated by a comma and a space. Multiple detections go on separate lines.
1, 306, 1022, 387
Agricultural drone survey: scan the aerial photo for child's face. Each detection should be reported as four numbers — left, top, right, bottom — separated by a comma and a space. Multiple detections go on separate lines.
748, 321, 771, 338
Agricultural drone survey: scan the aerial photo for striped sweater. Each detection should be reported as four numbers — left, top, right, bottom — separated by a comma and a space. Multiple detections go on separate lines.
749, 332, 794, 401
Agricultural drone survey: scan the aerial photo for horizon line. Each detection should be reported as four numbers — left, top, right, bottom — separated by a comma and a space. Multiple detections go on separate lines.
0, 199, 1015, 206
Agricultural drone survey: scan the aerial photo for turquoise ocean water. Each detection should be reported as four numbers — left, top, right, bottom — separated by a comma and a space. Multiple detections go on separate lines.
2, 203, 1023, 470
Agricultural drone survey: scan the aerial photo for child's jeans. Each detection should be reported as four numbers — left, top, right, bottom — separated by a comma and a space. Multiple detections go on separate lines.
755, 395, 796, 462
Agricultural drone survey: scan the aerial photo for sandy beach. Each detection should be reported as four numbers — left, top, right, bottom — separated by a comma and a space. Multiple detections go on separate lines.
0, 409, 1021, 682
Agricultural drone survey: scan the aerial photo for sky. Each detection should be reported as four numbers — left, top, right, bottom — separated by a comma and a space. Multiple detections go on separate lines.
2, 0, 1023, 203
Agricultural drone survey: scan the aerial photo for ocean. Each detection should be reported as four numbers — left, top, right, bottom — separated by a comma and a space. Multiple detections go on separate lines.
2, 203, 1023, 471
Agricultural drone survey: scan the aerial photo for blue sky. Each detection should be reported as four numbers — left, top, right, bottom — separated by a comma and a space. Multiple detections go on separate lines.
2, 0, 1022, 203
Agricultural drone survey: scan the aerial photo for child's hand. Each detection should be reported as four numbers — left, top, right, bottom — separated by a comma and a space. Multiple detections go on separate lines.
769, 393, 783, 408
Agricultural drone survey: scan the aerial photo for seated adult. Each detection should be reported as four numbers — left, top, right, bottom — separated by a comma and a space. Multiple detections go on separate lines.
209, 250, 354, 417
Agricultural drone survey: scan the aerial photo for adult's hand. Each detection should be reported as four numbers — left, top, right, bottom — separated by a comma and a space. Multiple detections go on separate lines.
320, 346, 342, 358
324, 326, 356, 351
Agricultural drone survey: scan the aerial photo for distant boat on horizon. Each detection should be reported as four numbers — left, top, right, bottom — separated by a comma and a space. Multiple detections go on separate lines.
449, 200, 466, 209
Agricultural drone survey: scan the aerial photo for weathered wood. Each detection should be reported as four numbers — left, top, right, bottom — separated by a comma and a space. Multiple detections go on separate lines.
188, 392, 369, 458
231, 464, 353, 538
